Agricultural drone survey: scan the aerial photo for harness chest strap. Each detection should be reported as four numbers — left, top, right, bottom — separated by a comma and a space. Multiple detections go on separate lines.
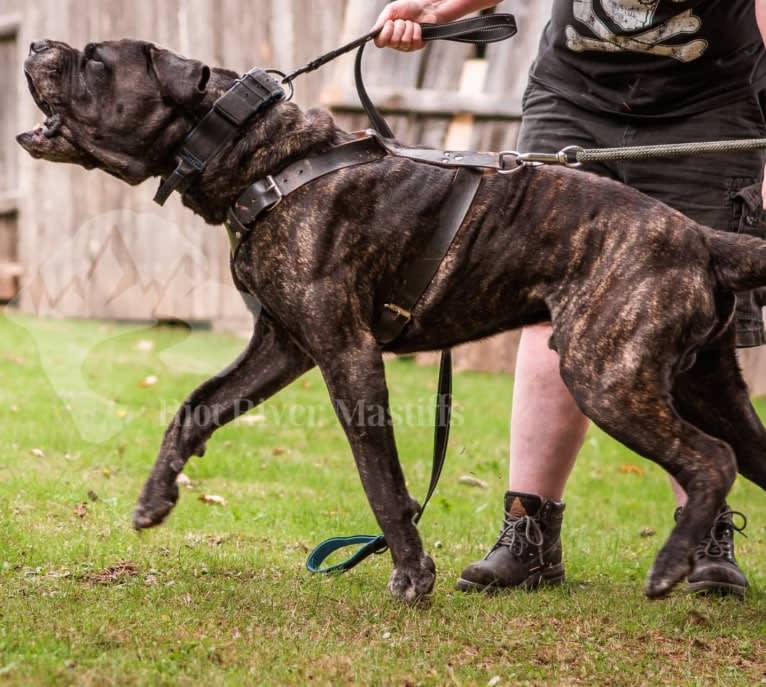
225, 134, 486, 345
375, 166, 483, 344
225, 131, 504, 254
224, 135, 386, 249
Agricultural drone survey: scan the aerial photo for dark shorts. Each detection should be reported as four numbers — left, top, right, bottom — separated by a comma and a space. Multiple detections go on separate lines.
519, 80, 766, 348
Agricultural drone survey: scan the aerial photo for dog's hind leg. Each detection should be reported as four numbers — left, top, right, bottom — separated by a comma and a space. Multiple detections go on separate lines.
672, 333, 766, 492
315, 337, 435, 603
133, 311, 314, 530
557, 340, 737, 598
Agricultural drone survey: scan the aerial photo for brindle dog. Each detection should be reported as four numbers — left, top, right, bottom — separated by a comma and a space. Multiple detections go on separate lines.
18, 39, 766, 603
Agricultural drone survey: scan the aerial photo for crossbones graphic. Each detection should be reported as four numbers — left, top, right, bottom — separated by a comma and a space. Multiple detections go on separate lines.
567, 0, 708, 63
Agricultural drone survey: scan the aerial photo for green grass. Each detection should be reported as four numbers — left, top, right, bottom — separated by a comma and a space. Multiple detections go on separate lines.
0, 311, 764, 687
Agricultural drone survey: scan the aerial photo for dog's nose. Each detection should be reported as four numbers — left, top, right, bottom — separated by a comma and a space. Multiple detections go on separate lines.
29, 40, 50, 55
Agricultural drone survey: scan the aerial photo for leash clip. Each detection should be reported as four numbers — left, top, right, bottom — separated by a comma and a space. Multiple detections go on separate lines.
498, 150, 521, 173
513, 146, 584, 168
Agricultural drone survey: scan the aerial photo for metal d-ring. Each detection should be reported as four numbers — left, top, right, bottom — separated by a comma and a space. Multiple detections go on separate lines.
497, 150, 521, 174
559, 145, 584, 167
266, 69, 295, 101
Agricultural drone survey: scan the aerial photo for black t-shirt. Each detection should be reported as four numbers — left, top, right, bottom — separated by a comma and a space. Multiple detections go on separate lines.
529, 0, 766, 117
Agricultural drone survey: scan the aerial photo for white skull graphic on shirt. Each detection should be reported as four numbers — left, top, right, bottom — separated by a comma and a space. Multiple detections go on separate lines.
567, 0, 709, 62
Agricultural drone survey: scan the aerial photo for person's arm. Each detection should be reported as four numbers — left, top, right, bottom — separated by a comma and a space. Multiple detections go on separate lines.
756, 0, 766, 206
374, 0, 501, 50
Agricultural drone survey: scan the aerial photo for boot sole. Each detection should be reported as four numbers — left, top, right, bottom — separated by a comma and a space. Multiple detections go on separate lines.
685, 580, 746, 598
455, 564, 565, 593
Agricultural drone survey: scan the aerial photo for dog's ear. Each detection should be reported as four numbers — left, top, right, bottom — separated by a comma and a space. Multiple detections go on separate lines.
149, 46, 210, 106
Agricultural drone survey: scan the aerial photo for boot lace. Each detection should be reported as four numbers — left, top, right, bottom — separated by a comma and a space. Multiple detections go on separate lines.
489, 514, 545, 568
695, 508, 747, 561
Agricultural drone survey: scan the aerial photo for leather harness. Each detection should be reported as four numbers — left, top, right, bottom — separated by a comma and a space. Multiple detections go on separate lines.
221, 129, 514, 343
152, 68, 516, 346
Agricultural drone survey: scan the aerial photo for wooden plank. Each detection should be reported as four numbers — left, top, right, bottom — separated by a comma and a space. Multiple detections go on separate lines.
0, 33, 18, 193
0, 11, 20, 36
0, 190, 17, 215
0, 212, 17, 299
324, 85, 521, 120
484, 0, 552, 103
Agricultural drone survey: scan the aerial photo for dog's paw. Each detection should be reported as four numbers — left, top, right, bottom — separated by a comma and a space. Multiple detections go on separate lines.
132, 478, 179, 530
388, 555, 436, 604
645, 551, 692, 599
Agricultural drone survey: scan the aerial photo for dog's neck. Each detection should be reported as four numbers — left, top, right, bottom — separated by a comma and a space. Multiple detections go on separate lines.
169, 69, 341, 225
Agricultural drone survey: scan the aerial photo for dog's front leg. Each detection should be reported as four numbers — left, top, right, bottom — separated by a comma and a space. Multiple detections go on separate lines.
318, 340, 435, 603
133, 311, 314, 529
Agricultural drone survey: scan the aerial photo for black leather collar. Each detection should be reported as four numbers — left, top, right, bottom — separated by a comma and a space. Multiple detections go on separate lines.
154, 68, 284, 206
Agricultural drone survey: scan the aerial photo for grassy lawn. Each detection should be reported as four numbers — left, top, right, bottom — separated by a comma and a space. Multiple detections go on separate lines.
0, 311, 764, 687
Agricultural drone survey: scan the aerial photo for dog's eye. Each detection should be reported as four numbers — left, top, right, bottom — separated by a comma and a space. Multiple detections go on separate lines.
84, 43, 102, 62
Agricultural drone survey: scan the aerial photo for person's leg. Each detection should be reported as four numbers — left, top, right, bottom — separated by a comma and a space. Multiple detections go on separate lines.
669, 476, 687, 507
457, 85, 619, 592
508, 324, 588, 500
454, 324, 589, 592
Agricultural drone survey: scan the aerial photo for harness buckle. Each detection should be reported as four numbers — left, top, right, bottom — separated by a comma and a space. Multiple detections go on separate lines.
383, 303, 412, 322
262, 175, 284, 210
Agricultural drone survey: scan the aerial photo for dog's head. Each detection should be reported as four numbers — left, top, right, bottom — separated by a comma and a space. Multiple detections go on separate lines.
17, 39, 212, 184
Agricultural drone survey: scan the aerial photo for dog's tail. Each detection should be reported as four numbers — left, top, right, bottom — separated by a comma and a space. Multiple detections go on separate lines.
706, 229, 766, 292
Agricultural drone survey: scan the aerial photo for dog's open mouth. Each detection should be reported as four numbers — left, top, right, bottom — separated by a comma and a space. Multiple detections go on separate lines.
30, 114, 62, 139
24, 69, 62, 139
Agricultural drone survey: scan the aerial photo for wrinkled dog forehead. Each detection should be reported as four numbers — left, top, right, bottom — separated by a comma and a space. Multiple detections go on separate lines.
17, 38, 212, 183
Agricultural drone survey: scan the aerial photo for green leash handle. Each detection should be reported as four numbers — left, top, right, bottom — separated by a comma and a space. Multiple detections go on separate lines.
305, 534, 388, 574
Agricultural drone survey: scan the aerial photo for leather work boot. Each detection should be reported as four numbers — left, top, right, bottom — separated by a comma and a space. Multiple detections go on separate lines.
456, 491, 565, 592
678, 505, 749, 597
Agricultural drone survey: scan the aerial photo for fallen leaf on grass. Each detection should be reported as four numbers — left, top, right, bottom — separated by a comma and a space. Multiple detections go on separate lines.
199, 494, 226, 506
73, 503, 88, 518
238, 414, 266, 426
619, 464, 644, 477
271, 446, 287, 456
176, 473, 192, 488
87, 490, 99, 502
458, 475, 488, 489
685, 609, 711, 627
139, 374, 159, 388
85, 561, 139, 585
639, 527, 656, 537
30, 448, 45, 458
